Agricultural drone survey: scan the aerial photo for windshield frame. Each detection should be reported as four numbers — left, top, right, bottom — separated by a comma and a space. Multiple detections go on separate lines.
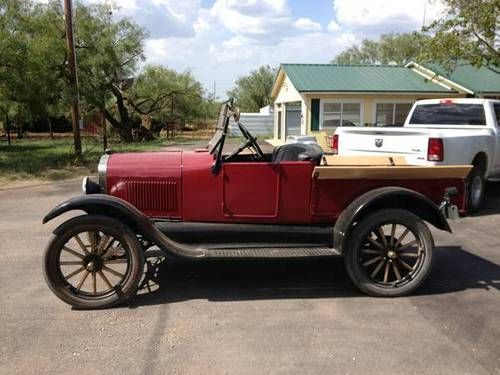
208, 99, 234, 174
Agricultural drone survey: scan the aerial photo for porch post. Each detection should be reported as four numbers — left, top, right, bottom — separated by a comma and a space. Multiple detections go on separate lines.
300, 96, 308, 135
281, 103, 287, 141
273, 103, 279, 140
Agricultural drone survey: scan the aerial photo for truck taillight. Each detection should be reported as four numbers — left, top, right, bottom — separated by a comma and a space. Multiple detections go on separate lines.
428, 138, 443, 161
331, 134, 339, 155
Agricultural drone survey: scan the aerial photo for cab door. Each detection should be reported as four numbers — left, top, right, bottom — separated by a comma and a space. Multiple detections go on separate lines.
222, 163, 280, 218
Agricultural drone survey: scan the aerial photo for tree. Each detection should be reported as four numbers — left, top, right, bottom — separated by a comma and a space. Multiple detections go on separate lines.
128, 65, 204, 136
74, 2, 147, 142
0, 0, 66, 140
421, 0, 500, 69
228, 65, 276, 112
0, 0, 217, 144
332, 32, 430, 65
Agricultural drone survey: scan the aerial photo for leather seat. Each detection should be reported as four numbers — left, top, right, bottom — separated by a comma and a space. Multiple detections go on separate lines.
271, 143, 323, 164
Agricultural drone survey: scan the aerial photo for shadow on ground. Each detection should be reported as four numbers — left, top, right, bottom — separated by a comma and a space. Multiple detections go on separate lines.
129, 246, 500, 308
471, 181, 500, 216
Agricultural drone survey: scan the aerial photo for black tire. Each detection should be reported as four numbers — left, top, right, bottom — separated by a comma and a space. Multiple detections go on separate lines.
344, 209, 434, 297
467, 166, 485, 212
43, 215, 145, 309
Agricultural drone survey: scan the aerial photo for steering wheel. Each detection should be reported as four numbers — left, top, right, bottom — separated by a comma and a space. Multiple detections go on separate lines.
224, 122, 265, 161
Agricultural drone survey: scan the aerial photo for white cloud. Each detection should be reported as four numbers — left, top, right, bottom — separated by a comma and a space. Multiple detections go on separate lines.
210, 0, 292, 38
294, 17, 322, 32
90, 0, 201, 38
65, 0, 450, 97
334, 0, 446, 31
327, 20, 340, 32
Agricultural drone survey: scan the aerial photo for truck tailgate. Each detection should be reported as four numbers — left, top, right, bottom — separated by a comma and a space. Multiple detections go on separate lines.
337, 128, 429, 160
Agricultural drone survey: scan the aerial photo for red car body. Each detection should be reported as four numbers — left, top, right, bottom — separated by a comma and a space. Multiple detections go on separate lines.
105, 149, 467, 225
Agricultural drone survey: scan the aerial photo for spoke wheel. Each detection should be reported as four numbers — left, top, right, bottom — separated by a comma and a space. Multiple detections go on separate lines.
43, 215, 144, 309
359, 224, 424, 287
58, 231, 130, 297
345, 209, 434, 297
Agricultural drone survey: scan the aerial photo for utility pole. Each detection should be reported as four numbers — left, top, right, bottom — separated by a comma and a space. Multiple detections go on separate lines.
422, 0, 427, 28
64, 0, 82, 157
102, 112, 108, 152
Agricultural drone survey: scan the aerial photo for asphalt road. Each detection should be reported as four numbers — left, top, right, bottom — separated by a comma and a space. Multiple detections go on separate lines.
1, 179, 499, 375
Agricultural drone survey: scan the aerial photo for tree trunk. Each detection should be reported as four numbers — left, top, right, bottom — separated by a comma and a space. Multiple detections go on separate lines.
118, 127, 133, 143
100, 105, 133, 143
110, 85, 134, 142
47, 116, 54, 140
5, 113, 11, 146
16, 120, 23, 139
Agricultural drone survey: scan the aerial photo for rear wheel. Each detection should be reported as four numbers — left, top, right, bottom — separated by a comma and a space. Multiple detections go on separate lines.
345, 209, 434, 297
467, 166, 485, 212
43, 215, 145, 309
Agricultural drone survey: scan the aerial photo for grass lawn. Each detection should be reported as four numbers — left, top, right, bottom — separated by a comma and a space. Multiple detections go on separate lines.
0, 136, 198, 187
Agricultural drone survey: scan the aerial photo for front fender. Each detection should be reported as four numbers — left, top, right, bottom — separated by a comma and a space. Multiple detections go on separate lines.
43, 194, 206, 258
333, 187, 451, 255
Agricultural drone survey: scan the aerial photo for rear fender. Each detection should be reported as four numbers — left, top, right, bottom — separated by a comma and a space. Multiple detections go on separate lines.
333, 187, 451, 255
43, 194, 205, 258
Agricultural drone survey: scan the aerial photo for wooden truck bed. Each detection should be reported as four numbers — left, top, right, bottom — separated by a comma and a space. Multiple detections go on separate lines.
313, 156, 472, 180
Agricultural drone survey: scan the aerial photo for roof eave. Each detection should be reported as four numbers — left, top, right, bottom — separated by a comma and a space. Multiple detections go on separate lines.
297, 90, 457, 94
270, 66, 286, 99
406, 61, 475, 95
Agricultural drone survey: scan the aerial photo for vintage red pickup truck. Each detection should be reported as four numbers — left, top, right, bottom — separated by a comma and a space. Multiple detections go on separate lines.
42, 100, 471, 309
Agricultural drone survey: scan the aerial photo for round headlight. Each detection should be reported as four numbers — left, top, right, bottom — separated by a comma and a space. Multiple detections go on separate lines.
82, 176, 102, 194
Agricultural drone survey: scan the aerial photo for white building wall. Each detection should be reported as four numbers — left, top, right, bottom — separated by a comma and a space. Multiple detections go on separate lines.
229, 113, 274, 137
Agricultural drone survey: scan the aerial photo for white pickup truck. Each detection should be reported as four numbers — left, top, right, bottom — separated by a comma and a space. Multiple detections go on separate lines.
333, 98, 500, 211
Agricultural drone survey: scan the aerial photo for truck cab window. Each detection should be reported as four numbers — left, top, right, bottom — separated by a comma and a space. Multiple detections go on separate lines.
409, 104, 486, 125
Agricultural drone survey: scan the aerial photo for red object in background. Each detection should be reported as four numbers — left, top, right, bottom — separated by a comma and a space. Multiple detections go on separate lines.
428, 138, 444, 161
105, 150, 466, 224
331, 134, 339, 154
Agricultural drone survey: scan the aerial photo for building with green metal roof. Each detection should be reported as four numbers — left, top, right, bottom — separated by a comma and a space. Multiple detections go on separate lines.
269, 62, 500, 146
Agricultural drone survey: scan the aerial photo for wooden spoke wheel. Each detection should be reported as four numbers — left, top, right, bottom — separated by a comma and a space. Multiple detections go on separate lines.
345, 209, 434, 297
43, 215, 144, 309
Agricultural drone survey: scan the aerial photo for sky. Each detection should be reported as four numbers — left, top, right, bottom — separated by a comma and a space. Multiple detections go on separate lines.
82, 0, 447, 97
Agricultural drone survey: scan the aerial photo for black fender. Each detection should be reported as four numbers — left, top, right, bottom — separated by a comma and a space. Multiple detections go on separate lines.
43, 194, 206, 258
333, 187, 451, 255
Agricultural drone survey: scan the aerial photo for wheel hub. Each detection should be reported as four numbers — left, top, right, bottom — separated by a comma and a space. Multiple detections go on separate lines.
387, 250, 397, 259
84, 255, 103, 272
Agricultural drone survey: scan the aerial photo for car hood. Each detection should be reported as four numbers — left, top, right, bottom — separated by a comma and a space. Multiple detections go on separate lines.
106, 150, 182, 179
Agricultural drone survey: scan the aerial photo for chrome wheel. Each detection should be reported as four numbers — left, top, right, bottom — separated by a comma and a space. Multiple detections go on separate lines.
57, 231, 130, 296
359, 223, 424, 287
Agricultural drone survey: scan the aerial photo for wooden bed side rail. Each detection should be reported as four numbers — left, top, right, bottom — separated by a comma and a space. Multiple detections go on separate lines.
322, 155, 409, 166
313, 165, 473, 180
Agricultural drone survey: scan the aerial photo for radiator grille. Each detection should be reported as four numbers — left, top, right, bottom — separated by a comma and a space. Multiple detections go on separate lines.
125, 180, 177, 212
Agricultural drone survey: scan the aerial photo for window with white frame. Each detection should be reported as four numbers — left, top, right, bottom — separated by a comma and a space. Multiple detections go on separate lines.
375, 102, 413, 126
322, 101, 362, 128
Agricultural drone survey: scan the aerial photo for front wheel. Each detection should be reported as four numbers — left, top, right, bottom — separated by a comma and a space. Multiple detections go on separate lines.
345, 209, 434, 297
43, 215, 145, 309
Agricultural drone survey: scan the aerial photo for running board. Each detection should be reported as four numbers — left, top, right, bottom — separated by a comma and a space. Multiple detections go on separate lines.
204, 246, 340, 258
